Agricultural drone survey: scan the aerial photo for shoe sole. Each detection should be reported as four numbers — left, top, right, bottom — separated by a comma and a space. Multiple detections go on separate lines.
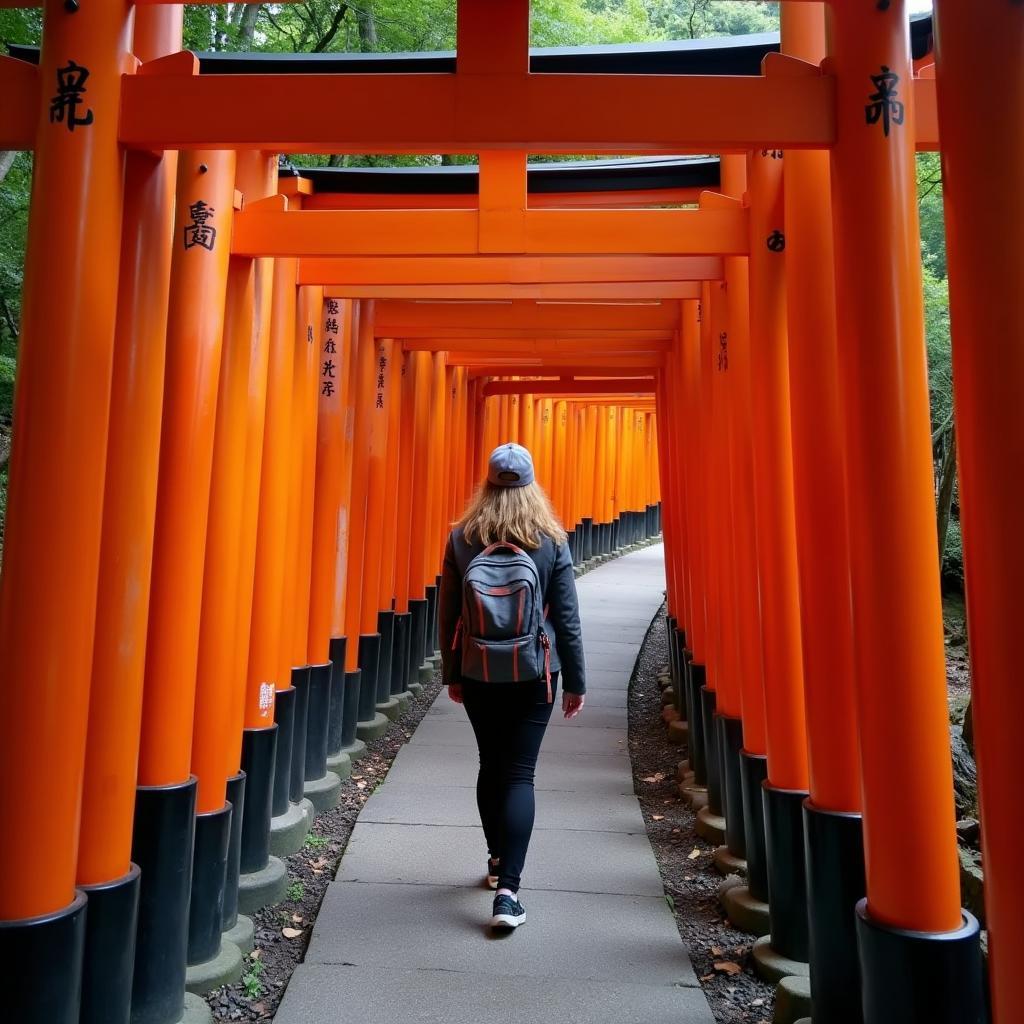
490, 912, 526, 929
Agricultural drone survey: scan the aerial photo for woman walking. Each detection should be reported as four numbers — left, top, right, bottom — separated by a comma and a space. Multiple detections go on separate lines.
439, 442, 586, 931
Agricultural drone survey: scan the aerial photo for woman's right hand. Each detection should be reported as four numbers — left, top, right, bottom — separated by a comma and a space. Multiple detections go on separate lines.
562, 691, 585, 720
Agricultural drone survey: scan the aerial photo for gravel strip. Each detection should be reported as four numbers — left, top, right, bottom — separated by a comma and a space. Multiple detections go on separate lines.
628, 607, 776, 1024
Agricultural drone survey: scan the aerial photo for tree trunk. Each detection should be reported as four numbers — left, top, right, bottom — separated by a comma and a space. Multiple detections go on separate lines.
356, 2, 378, 51
238, 4, 262, 48
0, 151, 17, 187
936, 424, 957, 564
0, 295, 18, 343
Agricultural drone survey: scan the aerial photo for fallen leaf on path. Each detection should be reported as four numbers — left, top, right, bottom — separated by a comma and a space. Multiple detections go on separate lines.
688, 847, 701, 860
281, 927, 303, 939
713, 961, 742, 975
710, 946, 723, 956
641, 773, 665, 784
291, 913, 303, 923
652, 814, 665, 821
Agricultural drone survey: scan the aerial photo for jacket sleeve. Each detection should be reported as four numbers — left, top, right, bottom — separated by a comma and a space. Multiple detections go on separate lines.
547, 541, 586, 694
438, 533, 462, 685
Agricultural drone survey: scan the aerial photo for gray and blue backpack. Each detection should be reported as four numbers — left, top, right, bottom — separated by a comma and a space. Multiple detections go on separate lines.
452, 542, 553, 700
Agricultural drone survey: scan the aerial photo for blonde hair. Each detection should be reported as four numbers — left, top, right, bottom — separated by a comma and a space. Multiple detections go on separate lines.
458, 481, 567, 550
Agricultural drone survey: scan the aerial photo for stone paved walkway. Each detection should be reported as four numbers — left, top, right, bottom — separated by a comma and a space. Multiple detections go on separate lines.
276, 543, 716, 1024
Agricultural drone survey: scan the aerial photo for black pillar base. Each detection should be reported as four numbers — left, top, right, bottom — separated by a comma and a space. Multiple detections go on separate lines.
581, 517, 593, 561
271, 686, 296, 818
239, 727, 276, 874
762, 782, 810, 963
0, 890, 87, 1024
408, 599, 428, 678
572, 524, 584, 566
857, 902, 985, 1024
326, 638, 347, 757
804, 802, 866, 1024
433, 574, 443, 649
717, 714, 746, 859
424, 585, 438, 659
221, 771, 246, 933
356, 633, 381, 724
304, 663, 331, 781
687, 664, 707, 782
288, 667, 310, 805
566, 528, 577, 563
340, 669, 361, 747
666, 614, 678, 686
700, 686, 721, 814
80, 866, 140, 1024
187, 803, 232, 966
673, 628, 688, 719
376, 610, 396, 705
392, 612, 411, 696
739, 751, 769, 903
131, 777, 198, 1024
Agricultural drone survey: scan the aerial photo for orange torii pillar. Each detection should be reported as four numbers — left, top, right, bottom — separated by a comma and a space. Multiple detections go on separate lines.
728, 146, 807, 976
658, 347, 690, 727
330, 302, 365, 761
407, 351, 436, 685
578, 406, 598, 561
679, 300, 712, 790
344, 302, 391, 742
368, 338, 402, 722
392, 349, 419, 699
272, 283, 322, 845
780, 6, 866, 1020
131, 149, 235, 1024
697, 281, 741, 833
934, 3, 1022, 1021
422, 353, 450, 663
302, 296, 350, 809
186, 157, 275, 995
219, 154, 278, 959
716, 178, 770, 897
237, 251, 298, 910
0, 3, 132, 1017
62, 8, 181, 1023
380, 339, 414, 711
829, 3, 984, 1019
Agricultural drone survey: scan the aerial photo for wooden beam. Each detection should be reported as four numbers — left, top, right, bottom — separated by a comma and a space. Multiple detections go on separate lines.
375, 298, 679, 334
299, 255, 724, 286
232, 205, 748, 257
321, 282, 702, 300
483, 378, 655, 397
120, 64, 836, 153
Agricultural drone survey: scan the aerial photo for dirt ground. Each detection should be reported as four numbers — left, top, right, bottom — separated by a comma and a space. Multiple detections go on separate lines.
628, 610, 775, 1024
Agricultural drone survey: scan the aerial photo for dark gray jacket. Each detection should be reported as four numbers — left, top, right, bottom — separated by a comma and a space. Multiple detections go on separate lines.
439, 527, 586, 694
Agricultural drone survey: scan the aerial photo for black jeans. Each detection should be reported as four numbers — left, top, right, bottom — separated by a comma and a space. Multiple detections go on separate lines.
461, 674, 558, 894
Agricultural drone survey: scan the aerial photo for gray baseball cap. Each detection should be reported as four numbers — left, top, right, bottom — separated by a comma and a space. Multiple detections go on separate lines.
487, 443, 535, 488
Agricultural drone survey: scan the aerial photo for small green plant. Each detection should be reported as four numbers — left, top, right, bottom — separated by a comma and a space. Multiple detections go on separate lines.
241, 956, 263, 1000
304, 833, 328, 849
287, 881, 305, 901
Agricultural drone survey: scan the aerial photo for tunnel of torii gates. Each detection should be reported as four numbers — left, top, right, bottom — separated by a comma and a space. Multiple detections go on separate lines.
0, 1, 1019, 1023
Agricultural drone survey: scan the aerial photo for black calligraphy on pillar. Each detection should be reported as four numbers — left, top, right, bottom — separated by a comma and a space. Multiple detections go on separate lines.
376, 352, 387, 409
865, 66, 904, 137
307, 325, 314, 344
766, 230, 786, 253
50, 61, 95, 132
760, 148, 783, 160
717, 331, 729, 372
321, 306, 340, 398
183, 201, 217, 251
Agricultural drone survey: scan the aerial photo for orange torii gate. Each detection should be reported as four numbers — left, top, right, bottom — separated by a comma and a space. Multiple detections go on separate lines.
0, 3, 1013, 1024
